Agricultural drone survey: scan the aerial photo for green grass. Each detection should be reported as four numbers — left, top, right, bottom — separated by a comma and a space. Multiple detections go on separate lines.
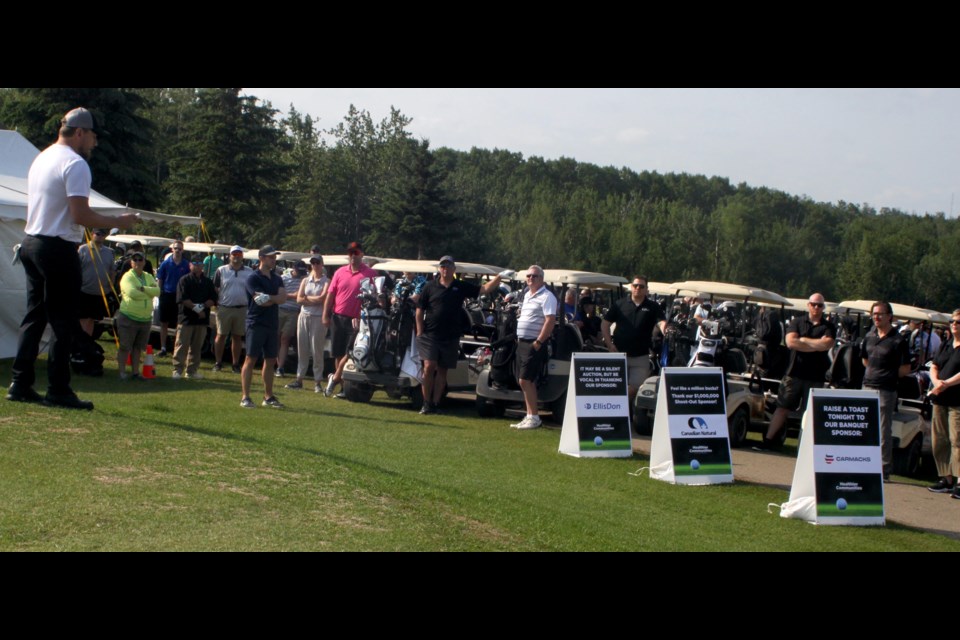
0, 345, 957, 551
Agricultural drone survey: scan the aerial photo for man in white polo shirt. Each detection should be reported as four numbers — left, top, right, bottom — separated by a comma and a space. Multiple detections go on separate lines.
512, 265, 558, 430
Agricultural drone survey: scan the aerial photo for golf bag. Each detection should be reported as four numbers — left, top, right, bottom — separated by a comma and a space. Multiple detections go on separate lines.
489, 297, 520, 390
71, 330, 105, 377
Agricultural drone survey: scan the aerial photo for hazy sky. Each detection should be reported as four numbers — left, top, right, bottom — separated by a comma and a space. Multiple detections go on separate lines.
245, 88, 960, 217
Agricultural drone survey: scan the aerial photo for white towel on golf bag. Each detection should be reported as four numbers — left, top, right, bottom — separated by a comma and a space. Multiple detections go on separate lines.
400, 328, 422, 382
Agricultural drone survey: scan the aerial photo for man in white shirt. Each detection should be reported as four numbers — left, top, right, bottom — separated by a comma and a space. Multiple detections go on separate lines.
8, 107, 137, 410
511, 265, 558, 430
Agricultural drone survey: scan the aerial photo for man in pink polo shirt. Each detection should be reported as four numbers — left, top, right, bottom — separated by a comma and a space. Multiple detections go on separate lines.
322, 241, 377, 397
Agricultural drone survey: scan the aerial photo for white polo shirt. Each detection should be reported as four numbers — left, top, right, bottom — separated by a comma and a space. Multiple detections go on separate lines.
517, 286, 558, 340
25, 144, 90, 243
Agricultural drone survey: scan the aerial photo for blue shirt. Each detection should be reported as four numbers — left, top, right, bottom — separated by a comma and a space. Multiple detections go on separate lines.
245, 268, 284, 329
156, 256, 191, 294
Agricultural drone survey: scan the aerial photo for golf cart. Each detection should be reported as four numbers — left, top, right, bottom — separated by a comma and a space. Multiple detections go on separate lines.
340, 259, 504, 409
634, 280, 791, 447
474, 269, 627, 422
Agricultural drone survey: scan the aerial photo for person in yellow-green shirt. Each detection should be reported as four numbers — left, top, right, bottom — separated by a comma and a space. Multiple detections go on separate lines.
118, 251, 160, 379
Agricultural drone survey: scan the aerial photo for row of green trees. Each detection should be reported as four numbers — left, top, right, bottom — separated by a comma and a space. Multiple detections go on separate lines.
2, 88, 958, 311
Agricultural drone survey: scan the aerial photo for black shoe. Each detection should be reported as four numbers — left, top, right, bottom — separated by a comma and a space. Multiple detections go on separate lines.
752, 438, 782, 453
952, 487, 960, 500
231, 364, 242, 374
929, 478, 955, 493
43, 392, 94, 410
212, 362, 223, 372
419, 402, 434, 415
6, 383, 43, 403
158, 349, 167, 358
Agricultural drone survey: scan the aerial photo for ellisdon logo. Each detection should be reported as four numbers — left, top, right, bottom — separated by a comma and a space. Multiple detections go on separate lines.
687, 417, 709, 429
585, 402, 622, 411
825, 454, 871, 464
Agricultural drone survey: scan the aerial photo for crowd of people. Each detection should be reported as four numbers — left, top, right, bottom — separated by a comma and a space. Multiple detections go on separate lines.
6, 107, 960, 503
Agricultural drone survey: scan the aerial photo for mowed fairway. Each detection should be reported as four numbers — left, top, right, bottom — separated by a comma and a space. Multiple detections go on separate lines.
0, 348, 957, 551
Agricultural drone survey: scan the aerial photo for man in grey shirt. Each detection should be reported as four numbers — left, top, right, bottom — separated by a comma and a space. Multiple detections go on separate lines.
77, 227, 115, 336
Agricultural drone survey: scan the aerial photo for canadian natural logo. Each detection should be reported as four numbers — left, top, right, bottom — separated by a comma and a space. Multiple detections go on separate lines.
687, 417, 708, 429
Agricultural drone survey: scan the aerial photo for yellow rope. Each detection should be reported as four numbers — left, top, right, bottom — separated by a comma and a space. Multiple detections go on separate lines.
83, 228, 120, 348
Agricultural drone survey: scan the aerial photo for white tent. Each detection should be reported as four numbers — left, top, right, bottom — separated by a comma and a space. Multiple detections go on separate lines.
0, 129, 201, 358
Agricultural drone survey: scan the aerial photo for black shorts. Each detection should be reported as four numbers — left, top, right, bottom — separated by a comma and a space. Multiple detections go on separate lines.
246, 325, 279, 360
776, 375, 822, 412
78, 292, 109, 320
517, 339, 548, 382
330, 313, 357, 359
417, 334, 459, 369
159, 291, 179, 326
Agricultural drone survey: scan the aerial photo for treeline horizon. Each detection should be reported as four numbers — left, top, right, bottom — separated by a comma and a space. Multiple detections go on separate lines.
2, 88, 957, 311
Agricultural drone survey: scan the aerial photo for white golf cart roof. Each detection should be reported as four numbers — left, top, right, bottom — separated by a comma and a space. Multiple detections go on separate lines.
107, 234, 179, 248
182, 241, 234, 255
756, 297, 839, 313
373, 259, 503, 276
836, 299, 951, 324
666, 280, 790, 305
534, 269, 628, 288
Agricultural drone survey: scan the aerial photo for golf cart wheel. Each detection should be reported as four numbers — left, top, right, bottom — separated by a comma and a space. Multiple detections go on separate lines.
343, 380, 374, 403
728, 407, 750, 448
549, 393, 567, 424
633, 408, 653, 436
893, 435, 923, 477
475, 397, 506, 418
409, 386, 424, 411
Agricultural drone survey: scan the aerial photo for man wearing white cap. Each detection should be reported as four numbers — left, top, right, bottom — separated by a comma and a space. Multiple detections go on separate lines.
213, 245, 252, 373
8, 107, 137, 410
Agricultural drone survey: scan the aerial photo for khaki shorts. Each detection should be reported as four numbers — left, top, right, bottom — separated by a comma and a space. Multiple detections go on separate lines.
116, 313, 151, 354
279, 309, 298, 339
627, 355, 651, 388
216, 305, 246, 336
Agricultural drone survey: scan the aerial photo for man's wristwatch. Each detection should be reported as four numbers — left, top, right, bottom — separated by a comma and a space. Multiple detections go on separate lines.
534, 339, 542, 347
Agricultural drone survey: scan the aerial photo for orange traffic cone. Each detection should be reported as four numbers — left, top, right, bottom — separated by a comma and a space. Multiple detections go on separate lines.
142, 344, 156, 379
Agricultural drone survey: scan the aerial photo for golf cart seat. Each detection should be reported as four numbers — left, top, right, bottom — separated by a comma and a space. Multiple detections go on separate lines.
553, 322, 584, 361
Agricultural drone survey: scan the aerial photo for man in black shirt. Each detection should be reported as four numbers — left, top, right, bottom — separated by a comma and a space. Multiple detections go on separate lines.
601, 275, 667, 406
172, 259, 217, 380
861, 301, 911, 479
416, 256, 505, 415
755, 294, 836, 452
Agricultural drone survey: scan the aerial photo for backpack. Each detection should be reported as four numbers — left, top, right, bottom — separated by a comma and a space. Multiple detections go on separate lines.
71, 331, 105, 377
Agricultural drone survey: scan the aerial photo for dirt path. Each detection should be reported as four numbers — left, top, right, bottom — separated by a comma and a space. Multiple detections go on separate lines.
631, 436, 960, 541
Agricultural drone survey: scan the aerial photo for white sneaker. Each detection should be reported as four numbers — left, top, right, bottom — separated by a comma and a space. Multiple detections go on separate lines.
314, 383, 324, 394
324, 373, 336, 397
516, 416, 542, 430
171, 370, 183, 380
186, 371, 203, 380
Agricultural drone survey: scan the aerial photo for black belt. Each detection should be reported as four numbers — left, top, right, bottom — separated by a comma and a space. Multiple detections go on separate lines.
221, 305, 245, 308
518, 338, 537, 343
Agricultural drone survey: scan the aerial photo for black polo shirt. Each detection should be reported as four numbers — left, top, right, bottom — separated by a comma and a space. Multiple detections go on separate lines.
245, 269, 284, 330
176, 272, 217, 325
418, 278, 481, 340
603, 297, 665, 357
784, 314, 837, 381
932, 342, 960, 406
862, 330, 910, 391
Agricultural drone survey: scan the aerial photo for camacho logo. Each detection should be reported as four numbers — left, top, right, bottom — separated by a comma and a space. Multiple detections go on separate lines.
687, 417, 708, 429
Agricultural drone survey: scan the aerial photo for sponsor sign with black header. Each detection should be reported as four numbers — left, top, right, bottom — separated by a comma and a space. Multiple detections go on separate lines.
649, 367, 733, 484
559, 353, 632, 458
780, 388, 884, 525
